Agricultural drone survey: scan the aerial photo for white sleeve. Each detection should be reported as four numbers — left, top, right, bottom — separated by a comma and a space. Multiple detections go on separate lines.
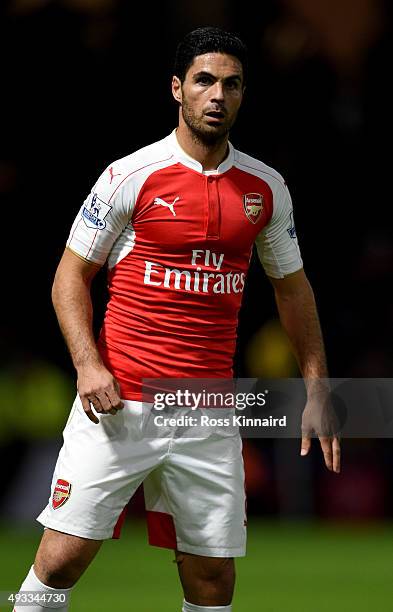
66, 163, 132, 266
255, 182, 303, 278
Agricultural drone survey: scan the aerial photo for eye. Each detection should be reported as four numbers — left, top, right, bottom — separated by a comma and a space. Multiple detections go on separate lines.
197, 76, 212, 86
225, 80, 240, 90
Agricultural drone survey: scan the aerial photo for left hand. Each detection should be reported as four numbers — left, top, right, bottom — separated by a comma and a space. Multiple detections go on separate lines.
300, 390, 341, 473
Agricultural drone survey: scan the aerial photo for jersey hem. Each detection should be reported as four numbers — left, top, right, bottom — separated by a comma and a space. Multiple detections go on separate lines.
264, 262, 304, 279
66, 245, 103, 267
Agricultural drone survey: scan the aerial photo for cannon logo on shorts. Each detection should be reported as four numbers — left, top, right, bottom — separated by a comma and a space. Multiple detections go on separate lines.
243, 193, 263, 224
52, 479, 72, 509
82, 193, 112, 230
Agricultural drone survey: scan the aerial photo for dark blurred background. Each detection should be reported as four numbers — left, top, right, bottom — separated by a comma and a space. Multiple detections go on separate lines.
1, 0, 392, 526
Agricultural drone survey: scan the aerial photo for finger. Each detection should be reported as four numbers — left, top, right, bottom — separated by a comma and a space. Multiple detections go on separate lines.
332, 436, 341, 473
87, 395, 104, 414
95, 392, 113, 413
319, 436, 333, 471
301, 436, 311, 456
106, 386, 124, 410
80, 396, 99, 424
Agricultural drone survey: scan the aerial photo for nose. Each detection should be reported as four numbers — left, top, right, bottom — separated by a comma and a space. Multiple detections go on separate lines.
210, 81, 225, 102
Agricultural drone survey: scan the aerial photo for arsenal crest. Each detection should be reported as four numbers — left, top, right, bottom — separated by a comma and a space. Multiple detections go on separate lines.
243, 193, 263, 224
52, 479, 72, 510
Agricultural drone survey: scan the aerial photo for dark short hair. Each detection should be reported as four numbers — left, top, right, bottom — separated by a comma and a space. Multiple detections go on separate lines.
174, 27, 248, 84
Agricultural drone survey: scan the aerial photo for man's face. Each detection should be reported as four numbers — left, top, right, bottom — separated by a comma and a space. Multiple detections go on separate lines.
172, 53, 244, 143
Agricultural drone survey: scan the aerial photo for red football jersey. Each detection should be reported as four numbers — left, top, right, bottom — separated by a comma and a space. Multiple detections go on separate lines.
67, 130, 302, 399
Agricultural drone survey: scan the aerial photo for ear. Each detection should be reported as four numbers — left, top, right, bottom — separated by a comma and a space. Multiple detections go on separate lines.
172, 76, 182, 104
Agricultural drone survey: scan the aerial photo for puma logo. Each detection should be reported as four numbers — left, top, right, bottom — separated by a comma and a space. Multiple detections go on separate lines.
109, 166, 121, 184
153, 196, 180, 217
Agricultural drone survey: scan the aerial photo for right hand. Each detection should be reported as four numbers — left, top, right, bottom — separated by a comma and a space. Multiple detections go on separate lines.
77, 363, 124, 424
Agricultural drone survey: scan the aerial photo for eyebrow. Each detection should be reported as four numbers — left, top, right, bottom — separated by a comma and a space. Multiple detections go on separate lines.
193, 71, 242, 83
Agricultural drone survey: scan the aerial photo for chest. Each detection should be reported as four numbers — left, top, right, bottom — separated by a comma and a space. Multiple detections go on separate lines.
131, 164, 273, 254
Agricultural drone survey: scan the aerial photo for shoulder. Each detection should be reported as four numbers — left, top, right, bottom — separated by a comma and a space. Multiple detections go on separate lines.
93, 135, 175, 202
106, 136, 175, 183
233, 147, 287, 192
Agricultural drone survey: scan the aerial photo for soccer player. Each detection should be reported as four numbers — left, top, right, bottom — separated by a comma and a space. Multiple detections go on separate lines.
14, 27, 340, 612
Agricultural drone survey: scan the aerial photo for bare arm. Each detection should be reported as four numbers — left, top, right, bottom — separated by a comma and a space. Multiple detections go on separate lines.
269, 268, 340, 472
52, 248, 102, 369
52, 247, 123, 423
269, 269, 328, 382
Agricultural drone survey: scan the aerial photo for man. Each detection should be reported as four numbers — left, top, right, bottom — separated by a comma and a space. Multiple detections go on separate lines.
15, 27, 340, 612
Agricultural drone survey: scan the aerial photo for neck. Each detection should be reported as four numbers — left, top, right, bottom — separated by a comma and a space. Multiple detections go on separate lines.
176, 120, 229, 171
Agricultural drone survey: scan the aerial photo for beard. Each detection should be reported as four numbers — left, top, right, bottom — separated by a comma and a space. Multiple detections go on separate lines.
181, 95, 236, 146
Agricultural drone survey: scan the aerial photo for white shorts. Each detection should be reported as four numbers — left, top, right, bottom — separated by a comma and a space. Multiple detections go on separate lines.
37, 396, 247, 557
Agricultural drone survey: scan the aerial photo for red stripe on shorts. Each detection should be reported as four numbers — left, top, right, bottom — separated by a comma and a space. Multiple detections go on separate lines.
112, 505, 128, 539
146, 510, 177, 549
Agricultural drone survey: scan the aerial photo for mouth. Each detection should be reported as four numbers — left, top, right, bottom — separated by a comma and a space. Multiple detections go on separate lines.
204, 110, 225, 122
